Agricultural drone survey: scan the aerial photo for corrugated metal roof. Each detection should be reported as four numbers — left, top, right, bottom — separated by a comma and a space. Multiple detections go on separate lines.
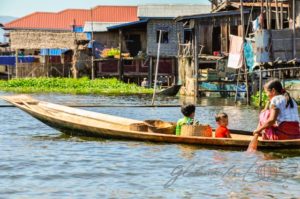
138, 4, 210, 18
4, 6, 138, 30
107, 19, 148, 30
83, 22, 126, 32
175, 10, 250, 22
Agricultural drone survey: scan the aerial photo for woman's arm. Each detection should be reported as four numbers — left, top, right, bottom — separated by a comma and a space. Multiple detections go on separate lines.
253, 106, 279, 135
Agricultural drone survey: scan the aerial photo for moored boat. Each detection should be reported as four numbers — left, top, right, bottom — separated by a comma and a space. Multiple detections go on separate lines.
157, 84, 181, 96
2, 95, 300, 149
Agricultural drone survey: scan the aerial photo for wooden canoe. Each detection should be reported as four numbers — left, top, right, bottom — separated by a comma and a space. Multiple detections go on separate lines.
157, 84, 181, 96
2, 95, 300, 149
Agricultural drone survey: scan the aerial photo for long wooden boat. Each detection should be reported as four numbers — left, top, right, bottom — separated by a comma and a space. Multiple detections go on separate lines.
157, 84, 181, 96
2, 95, 300, 149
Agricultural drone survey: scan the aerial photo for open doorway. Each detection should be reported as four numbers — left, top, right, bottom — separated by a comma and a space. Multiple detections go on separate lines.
125, 34, 141, 56
212, 26, 221, 52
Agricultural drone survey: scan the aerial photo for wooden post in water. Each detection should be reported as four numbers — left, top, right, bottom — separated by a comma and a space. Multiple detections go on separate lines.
151, 30, 162, 105
234, 68, 240, 103
15, 49, 18, 78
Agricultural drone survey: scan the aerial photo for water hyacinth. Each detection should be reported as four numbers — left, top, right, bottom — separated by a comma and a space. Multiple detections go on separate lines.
0, 77, 153, 95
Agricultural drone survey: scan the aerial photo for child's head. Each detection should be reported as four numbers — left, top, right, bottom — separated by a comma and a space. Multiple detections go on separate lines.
181, 104, 196, 118
215, 112, 228, 127
264, 79, 283, 100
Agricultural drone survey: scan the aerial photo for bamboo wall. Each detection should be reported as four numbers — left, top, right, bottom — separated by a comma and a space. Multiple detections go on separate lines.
94, 32, 119, 48
16, 63, 71, 78
10, 30, 87, 50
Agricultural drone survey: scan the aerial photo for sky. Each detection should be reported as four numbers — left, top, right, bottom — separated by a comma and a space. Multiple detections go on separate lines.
0, 0, 210, 18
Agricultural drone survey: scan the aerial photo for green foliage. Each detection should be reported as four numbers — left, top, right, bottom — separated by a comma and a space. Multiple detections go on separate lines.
0, 77, 153, 95
251, 91, 268, 107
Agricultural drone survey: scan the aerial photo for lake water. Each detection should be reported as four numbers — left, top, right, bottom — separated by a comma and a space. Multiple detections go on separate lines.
0, 92, 299, 198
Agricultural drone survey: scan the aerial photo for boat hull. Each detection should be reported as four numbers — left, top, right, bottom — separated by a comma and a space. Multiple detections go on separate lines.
2, 95, 300, 150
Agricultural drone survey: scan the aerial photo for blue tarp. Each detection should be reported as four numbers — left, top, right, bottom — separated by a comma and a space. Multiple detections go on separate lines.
0, 56, 35, 66
86, 32, 92, 40
88, 41, 104, 59
73, 26, 83, 33
40, 49, 68, 56
199, 82, 246, 92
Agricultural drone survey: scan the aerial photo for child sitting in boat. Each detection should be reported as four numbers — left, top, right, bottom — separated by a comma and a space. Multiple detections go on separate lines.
253, 79, 300, 140
176, 104, 196, 136
215, 113, 231, 138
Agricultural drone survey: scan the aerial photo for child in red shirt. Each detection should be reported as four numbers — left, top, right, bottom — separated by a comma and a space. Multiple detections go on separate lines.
215, 113, 231, 138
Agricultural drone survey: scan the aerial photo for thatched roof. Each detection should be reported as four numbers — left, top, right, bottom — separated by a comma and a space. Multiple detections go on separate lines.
10, 30, 87, 50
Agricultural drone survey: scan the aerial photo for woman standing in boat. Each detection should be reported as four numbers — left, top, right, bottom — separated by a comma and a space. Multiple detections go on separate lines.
253, 79, 300, 140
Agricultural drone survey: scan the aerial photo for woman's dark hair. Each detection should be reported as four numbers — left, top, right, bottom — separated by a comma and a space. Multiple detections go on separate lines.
181, 104, 196, 117
215, 112, 228, 122
264, 79, 294, 108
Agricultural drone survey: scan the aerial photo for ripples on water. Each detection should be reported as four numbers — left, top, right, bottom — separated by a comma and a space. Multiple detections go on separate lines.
0, 92, 299, 198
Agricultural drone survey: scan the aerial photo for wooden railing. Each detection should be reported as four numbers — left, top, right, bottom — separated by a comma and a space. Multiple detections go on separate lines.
178, 43, 193, 57
178, 43, 204, 57
16, 63, 72, 78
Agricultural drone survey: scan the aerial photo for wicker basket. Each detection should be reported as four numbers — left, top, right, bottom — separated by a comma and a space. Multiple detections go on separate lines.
181, 124, 212, 137
129, 123, 148, 132
144, 120, 176, 134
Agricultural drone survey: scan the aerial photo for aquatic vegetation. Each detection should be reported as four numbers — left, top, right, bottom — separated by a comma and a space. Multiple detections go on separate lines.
251, 91, 268, 107
251, 91, 300, 107
0, 77, 153, 95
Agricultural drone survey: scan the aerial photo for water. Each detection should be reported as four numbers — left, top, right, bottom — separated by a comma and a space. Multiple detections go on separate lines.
0, 93, 300, 198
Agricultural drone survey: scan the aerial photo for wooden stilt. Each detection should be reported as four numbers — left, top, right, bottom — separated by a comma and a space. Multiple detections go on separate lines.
275, 0, 280, 29
90, 8, 95, 80
266, 0, 270, 29
71, 48, 78, 78
280, 3, 284, 29
15, 49, 18, 78
293, 0, 296, 58
240, 0, 250, 105
234, 68, 240, 103
268, 0, 272, 29
148, 56, 153, 88
118, 29, 123, 81
259, 66, 263, 108
194, 23, 199, 100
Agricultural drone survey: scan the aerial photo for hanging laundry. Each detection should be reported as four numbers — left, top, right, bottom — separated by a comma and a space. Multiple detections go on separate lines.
252, 18, 259, 32
244, 40, 255, 71
227, 35, 243, 69
255, 29, 271, 63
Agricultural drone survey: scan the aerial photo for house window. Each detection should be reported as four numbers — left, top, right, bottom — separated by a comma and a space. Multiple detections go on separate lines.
156, 31, 169, 43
